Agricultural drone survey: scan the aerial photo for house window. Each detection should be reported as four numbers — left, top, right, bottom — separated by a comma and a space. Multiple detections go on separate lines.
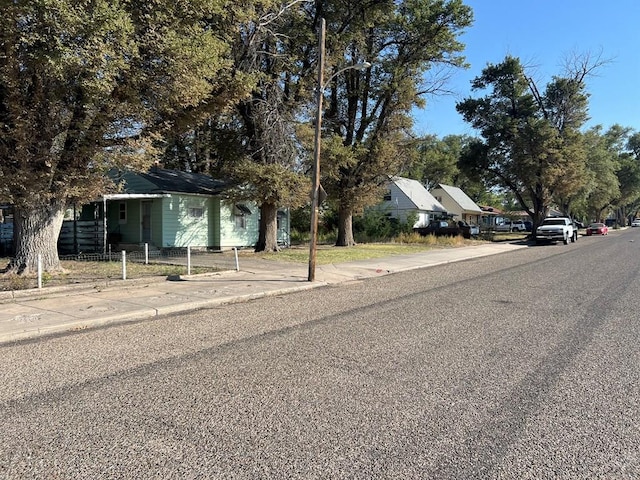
383, 189, 392, 201
189, 207, 204, 218
118, 202, 127, 224
235, 214, 246, 229
233, 204, 251, 229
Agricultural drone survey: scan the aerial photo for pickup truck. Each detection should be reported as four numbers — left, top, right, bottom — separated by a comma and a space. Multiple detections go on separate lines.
494, 220, 526, 232
535, 217, 577, 244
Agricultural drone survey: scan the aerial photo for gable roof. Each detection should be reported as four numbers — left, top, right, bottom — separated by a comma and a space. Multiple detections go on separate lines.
391, 176, 446, 212
432, 184, 482, 213
113, 168, 228, 196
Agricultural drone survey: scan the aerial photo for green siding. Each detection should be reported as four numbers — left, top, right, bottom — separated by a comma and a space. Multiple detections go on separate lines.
219, 202, 259, 249
149, 200, 163, 247
105, 198, 163, 246
106, 199, 141, 244
159, 195, 210, 247
104, 195, 258, 249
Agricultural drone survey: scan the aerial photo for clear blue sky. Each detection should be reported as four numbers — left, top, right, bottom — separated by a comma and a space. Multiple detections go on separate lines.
413, 0, 640, 138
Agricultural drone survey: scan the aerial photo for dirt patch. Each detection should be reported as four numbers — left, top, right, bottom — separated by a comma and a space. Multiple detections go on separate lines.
0, 256, 227, 291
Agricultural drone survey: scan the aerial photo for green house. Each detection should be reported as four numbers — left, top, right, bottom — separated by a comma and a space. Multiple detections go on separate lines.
62, 168, 286, 253
103, 168, 268, 251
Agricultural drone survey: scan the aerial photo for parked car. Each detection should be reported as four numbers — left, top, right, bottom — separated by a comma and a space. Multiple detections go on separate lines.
586, 223, 608, 236
459, 221, 480, 237
535, 217, 576, 244
495, 220, 526, 232
631, 219, 640, 227
415, 220, 472, 239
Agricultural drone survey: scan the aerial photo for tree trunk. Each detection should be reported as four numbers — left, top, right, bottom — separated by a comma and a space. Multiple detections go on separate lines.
335, 206, 356, 247
6, 201, 65, 274
255, 202, 279, 252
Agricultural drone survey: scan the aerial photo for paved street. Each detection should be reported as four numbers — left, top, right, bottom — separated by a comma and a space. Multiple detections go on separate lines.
1, 229, 640, 479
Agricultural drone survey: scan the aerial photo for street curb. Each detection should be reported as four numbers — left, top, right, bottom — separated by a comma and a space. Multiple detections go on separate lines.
0, 281, 325, 345
0, 242, 532, 345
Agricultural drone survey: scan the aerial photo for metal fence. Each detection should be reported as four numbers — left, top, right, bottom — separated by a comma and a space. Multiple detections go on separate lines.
61, 246, 241, 269
0, 247, 243, 292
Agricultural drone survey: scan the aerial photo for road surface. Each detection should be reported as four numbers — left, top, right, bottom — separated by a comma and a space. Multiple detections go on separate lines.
1, 229, 639, 478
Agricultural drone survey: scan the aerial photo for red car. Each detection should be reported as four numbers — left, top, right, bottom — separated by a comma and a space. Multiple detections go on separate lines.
586, 223, 608, 236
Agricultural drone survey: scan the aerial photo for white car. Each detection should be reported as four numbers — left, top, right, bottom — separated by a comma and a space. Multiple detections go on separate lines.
495, 220, 526, 232
632, 219, 640, 227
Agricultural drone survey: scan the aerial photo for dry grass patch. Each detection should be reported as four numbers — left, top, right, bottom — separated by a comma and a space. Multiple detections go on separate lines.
0, 258, 218, 291
258, 236, 484, 265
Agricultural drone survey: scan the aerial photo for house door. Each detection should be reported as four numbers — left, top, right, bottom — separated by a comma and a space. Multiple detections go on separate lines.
141, 201, 152, 243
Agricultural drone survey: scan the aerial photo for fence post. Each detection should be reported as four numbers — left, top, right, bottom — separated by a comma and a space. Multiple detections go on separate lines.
145, 243, 149, 265
234, 247, 239, 271
122, 250, 127, 280
187, 246, 191, 275
37, 254, 42, 289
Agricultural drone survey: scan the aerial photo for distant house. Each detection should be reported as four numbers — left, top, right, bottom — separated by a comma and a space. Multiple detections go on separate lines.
430, 184, 482, 226
375, 176, 446, 228
62, 168, 289, 254
479, 205, 502, 230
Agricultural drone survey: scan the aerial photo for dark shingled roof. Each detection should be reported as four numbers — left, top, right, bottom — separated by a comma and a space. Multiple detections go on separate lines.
116, 168, 229, 195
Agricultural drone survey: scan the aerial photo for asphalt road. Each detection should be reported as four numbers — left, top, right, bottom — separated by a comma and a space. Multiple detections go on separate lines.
2, 229, 640, 479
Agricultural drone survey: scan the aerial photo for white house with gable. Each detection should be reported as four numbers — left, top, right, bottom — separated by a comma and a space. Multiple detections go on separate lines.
430, 184, 482, 225
376, 176, 447, 228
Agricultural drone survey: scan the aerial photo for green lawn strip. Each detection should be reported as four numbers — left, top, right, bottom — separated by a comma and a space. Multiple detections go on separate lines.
259, 240, 479, 265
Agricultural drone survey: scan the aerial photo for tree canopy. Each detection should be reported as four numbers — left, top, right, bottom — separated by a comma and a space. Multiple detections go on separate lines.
307, 0, 473, 246
456, 55, 594, 229
0, 0, 251, 272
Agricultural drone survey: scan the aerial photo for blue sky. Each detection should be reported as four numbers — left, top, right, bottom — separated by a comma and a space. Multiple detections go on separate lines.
413, 0, 640, 139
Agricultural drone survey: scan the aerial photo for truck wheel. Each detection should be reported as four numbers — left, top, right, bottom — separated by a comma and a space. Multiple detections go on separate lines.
572, 231, 577, 242
563, 234, 569, 245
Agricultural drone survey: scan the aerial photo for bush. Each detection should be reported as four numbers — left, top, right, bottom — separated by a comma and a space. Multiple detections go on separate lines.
393, 231, 465, 246
353, 209, 417, 242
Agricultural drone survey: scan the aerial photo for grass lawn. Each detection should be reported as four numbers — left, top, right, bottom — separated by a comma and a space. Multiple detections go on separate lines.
257, 236, 487, 265
0, 259, 218, 291
0, 232, 509, 290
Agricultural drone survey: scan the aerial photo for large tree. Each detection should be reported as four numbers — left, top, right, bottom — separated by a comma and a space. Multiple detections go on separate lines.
606, 125, 640, 224
312, 0, 473, 246
456, 55, 596, 231
0, 0, 248, 273
159, 0, 312, 252
578, 126, 620, 222
404, 133, 487, 201
407, 134, 463, 189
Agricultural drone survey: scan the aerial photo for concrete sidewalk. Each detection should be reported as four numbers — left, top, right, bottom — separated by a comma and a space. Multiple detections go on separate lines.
0, 242, 527, 344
